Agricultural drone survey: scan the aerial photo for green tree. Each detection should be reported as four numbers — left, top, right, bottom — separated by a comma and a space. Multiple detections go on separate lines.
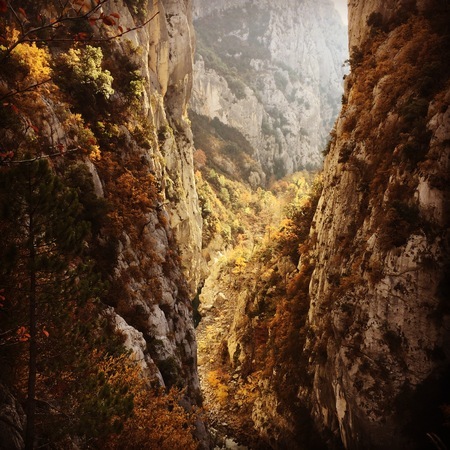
56, 45, 114, 100
0, 159, 92, 448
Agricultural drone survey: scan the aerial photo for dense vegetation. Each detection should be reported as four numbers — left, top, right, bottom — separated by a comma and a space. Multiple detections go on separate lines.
192, 110, 323, 446
0, 1, 199, 448
194, 6, 450, 450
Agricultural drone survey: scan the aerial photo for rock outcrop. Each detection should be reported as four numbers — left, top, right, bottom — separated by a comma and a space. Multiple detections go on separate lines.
96, 0, 204, 405
191, 0, 348, 179
305, 1, 450, 448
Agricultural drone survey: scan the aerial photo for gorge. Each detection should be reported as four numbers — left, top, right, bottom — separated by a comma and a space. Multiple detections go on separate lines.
0, 0, 449, 449
191, 0, 348, 180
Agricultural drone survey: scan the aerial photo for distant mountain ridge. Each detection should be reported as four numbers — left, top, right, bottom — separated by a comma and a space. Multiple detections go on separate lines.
191, 0, 348, 180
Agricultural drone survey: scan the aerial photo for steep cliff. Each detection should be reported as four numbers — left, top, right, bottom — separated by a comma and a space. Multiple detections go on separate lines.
196, 1, 450, 449
190, 0, 348, 179
306, 0, 450, 448
0, 0, 206, 446
96, 0, 203, 399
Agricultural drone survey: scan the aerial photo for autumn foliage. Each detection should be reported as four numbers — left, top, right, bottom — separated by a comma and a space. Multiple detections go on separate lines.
0, 2, 200, 448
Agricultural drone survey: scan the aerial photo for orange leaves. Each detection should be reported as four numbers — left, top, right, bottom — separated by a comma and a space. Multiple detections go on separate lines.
116, 170, 158, 212
17, 326, 31, 342
206, 369, 230, 404
18, 7, 27, 18
87, 11, 121, 28
85, 352, 198, 450
14, 325, 49, 341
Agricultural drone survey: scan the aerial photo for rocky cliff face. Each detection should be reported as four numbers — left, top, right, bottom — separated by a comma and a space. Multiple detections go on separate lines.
305, 1, 450, 448
95, 0, 204, 405
0, 0, 206, 443
199, 1, 450, 449
190, 0, 348, 179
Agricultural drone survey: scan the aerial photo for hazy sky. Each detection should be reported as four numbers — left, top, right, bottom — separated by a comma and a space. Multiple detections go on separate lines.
332, 0, 348, 25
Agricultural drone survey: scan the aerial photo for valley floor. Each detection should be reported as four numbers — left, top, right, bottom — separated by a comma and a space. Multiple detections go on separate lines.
197, 257, 254, 449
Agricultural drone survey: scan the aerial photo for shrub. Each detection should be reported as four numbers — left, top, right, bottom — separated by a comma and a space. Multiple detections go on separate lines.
55, 45, 114, 100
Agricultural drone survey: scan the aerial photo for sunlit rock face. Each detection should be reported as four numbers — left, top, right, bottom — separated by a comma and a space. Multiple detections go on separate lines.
191, 0, 348, 179
96, 0, 204, 406
305, 0, 450, 448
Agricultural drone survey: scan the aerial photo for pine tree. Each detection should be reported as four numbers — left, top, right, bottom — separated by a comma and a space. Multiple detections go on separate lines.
0, 159, 92, 448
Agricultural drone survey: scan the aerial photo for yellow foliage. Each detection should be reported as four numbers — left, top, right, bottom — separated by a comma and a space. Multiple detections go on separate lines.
207, 369, 230, 404
89, 145, 102, 160
13, 40, 52, 83
64, 113, 100, 156
261, 268, 274, 282
232, 255, 247, 275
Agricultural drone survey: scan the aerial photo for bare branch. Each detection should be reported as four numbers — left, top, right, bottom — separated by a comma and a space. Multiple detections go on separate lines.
1, 2, 160, 66
0, 78, 53, 102
1, 0, 109, 60
7, 1, 26, 36
9, 147, 83, 164
25, 10, 161, 45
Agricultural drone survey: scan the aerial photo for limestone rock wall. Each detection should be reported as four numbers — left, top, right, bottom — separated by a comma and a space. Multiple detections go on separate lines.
191, 0, 348, 178
95, 0, 204, 405
206, 2, 450, 448
305, 1, 450, 448
103, 0, 203, 293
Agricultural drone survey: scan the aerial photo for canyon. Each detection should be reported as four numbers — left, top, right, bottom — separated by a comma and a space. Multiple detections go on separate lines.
195, 0, 450, 448
0, 0, 448, 449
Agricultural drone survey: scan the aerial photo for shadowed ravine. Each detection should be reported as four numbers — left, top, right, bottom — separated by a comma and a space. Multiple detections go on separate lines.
0, 0, 448, 449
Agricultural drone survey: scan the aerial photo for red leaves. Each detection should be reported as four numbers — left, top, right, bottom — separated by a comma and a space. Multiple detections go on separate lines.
0, 150, 14, 159
74, 31, 90, 41
17, 326, 31, 342
18, 7, 27, 18
3, 102, 19, 114
0, 0, 7, 14
88, 12, 120, 28
101, 15, 116, 26
29, 123, 39, 134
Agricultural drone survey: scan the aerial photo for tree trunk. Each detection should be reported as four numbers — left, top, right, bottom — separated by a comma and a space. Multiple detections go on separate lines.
24, 202, 37, 450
